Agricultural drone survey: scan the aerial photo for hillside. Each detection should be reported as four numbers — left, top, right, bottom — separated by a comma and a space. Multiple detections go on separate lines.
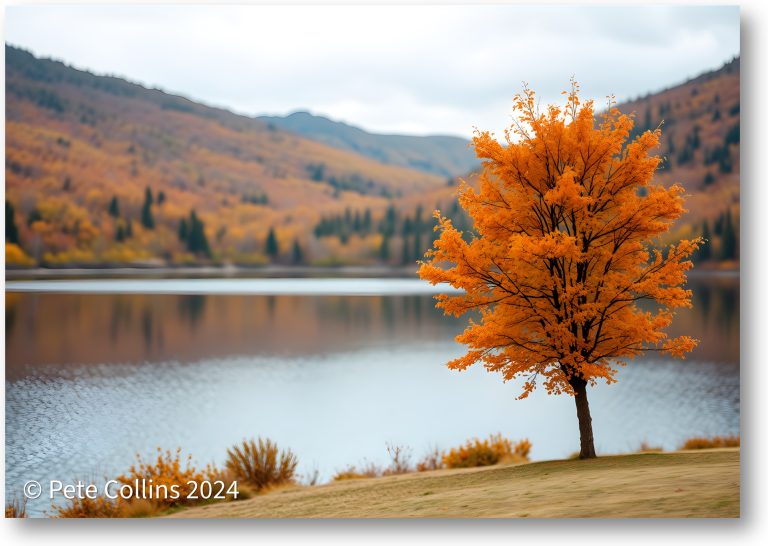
259, 111, 478, 178
169, 450, 739, 518
4, 45, 739, 269
617, 58, 740, 265
4, 45, 455, 268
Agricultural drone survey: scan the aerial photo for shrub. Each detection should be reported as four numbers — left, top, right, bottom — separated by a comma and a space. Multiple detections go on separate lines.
333, 461, 381, 481
637, 441, 664, 452
54, 448, 216, 517
416, 447, 444, 472
5, 495, 27, 518
54, 495, 123, 518
681, 435, 740, 450
116, 447, 216, 510
382, 443, 412, 476
225, 437, 298, 491
443, 434, 531, 469
302, 466, 320, 486
116, 498, 162, 518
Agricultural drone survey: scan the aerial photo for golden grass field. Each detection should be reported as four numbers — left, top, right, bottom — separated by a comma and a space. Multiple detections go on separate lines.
169, 448, 739, 518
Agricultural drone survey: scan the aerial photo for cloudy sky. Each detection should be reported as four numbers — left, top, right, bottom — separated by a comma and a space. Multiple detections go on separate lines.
4, 4, 740, 138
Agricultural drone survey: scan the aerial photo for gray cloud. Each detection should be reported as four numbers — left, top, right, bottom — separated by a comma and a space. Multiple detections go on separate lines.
4, 4, 739, 138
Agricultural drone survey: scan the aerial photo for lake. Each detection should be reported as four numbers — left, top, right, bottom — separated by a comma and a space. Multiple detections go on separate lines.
5, 274, 739, 516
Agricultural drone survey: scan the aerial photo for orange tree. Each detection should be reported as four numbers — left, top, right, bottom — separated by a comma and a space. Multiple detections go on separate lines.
419, 83, 700, 458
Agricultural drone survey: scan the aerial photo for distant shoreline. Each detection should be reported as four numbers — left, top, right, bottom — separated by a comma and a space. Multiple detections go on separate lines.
4, 265, 738, 281
4, 265, 422, 281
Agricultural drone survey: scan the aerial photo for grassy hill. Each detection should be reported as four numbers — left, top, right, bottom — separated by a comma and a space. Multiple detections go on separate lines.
4, 45, 739, 269
169, 449, 739, 518
259, 110, 478, 178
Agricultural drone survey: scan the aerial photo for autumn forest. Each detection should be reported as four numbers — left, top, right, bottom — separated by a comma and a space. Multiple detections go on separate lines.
4, 45, 739, 270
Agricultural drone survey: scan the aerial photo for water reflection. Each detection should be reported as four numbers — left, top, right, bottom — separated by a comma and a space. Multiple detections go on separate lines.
4, 274, 739, 516
5, 274, 739, 379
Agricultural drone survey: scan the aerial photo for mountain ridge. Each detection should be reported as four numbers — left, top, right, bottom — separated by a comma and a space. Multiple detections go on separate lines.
259, 110, 478, 178
4, 44, 739, 268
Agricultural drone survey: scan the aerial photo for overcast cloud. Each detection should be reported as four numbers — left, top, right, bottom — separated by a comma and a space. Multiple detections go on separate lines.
4, 4, 740, 138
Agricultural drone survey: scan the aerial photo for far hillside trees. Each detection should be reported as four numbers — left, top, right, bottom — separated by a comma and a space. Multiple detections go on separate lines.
266, 227, 279, 260
141, 187, 155, 229
5, 201, 21, 244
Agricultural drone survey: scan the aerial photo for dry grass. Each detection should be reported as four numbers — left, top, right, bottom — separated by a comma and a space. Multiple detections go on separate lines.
681, 435, 740, 450
382, 444, 413, 476
333, 461, 382, 481
53, 495, 124, 518
637, 441, 664, 453
225, 438, 298, 491
416, 446, 444, 472
169, 449, 740, 519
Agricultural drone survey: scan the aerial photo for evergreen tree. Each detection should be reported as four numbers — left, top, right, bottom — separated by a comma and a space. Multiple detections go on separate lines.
5, 200, 20, 245
178, 218, 188, 242
382, 204, 397, 237
720, 210, 737, 260
186, 210, 211, 258
141, 187, 155, 229
116, 224, 126, 242
266, 227, 279, 259
108, 195, 120, 218
157, 191, 166, 205
401, 237, 410, 265
698, 220, 712, 262
413, 231, 422, 262
379, 235, 390, 262
415, 205, 424, 232
292, 239, 304, 264
353, 211, 362, 233
363, 208, 372, 234
402, 217, 413, 237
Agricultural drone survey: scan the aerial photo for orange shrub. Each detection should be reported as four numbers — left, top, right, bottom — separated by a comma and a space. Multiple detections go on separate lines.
116, 447, 216, 509
5, 496, 27, 518
5, 242, 35, 266
681, 435, 740, 450
54, 495, 122, 518
54, 447, 216, 517
443, 434, 531, 469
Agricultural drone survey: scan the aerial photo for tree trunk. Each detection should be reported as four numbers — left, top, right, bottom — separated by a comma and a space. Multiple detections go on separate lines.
570, 377, 597, 459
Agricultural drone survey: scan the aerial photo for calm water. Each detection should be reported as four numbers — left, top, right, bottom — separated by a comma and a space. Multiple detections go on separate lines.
5, 275, 739, 516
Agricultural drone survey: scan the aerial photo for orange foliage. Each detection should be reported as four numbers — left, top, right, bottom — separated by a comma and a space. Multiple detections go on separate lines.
53, 495, 123, 518
116, 448, 217, 509
681, 435, 739, 450
420, 82, 700, 399
5, 243, 35, 266
442, 434, 531, 469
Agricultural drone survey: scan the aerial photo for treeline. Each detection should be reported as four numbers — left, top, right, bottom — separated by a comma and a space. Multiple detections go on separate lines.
5, 184, 220, 266
306, 163, 394, 198
694, 209, 738, 263
313, 200, 473, 265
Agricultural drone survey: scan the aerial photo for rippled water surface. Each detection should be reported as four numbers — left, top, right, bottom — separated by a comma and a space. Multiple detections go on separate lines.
5, 275, 739, 516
